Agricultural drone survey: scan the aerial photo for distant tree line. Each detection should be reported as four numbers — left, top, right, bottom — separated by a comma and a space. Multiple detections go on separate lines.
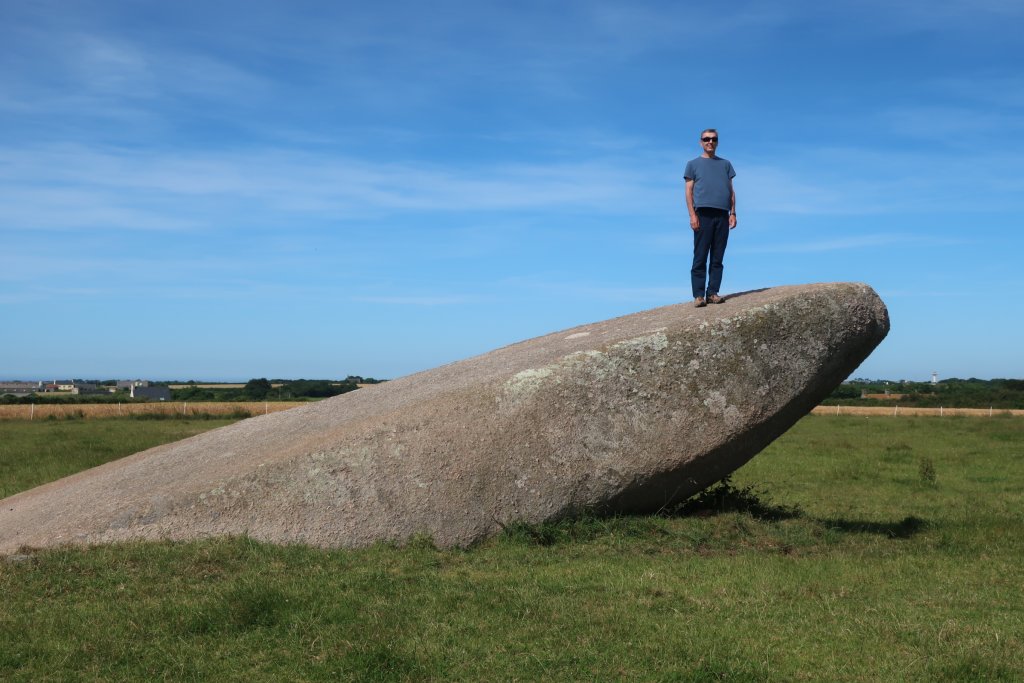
0, 376, 385, 404
823, 378, 1024, 409
170, 377, 383, 402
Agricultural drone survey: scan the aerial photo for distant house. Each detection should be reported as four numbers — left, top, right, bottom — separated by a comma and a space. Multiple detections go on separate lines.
70, 383, 106, 395
0, 381, 40, 397
130, 385, 171, 401
117, 380, 150, 390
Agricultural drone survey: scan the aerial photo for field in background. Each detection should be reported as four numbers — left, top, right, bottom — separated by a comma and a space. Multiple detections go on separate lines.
0, 401, 301, 420
4, 401, 1021, 421
811, 405, 1024, 417
0, 418, 242, 499
1, 415, 1022, 680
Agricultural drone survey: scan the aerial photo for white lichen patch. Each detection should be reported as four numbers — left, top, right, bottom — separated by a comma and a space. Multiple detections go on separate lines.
703, 391, 727, 413
703, 390, 742, 425
566, 349, 604, 363
612, 330, 668, 354
504, 367, 555, 400
199, 486, 227, 502
502, 331, 668, 404
565, 332, 590, 340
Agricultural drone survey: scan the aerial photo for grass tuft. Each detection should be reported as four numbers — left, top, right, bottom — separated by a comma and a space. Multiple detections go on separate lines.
919, 455, 938, 486
183, 581, 291, 634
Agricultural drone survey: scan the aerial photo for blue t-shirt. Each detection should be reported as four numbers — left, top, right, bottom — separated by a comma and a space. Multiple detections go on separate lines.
684, 156, 736, 211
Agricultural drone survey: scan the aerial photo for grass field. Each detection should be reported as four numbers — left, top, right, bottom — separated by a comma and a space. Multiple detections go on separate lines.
0, 401, 301, 421
0, 418, 242, 499
1, 415, 1022, 681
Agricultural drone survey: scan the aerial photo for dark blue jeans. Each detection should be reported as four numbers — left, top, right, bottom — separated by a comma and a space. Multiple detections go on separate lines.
691, 207, 730, 299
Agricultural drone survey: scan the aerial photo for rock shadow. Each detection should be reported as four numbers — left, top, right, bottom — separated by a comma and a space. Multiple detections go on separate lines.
717, 287, 771, 303
666, 478, 803, 522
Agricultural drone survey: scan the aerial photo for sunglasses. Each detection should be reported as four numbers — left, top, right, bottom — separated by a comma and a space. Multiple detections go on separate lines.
701, 137, 718, 143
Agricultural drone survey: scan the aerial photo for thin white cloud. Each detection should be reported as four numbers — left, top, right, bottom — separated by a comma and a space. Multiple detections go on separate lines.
0, 144, 676, 232
0, 1, 802, 126
880, 288, 974, 298
741, 236, 925, 254
736, 136, 1024, 215
6, 135, 1018, 239
878, 105, 1024, 143
500, 275, 681, 303
927, 74, 1024, 110
647, 230, 970, 255
0, 185, 201, 231
0, 284, 109, 305
863, 0, 1024, 26
72, 35, 155, 95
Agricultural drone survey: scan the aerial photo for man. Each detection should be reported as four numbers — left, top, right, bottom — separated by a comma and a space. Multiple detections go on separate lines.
684, 128, 737, 307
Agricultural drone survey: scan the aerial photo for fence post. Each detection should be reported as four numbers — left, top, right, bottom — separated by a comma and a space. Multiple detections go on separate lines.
940, 406, 943, 417
265, 401, 268, 415
894, 405, 898, 416
30, 403, 34, 420
990, 406, 993, 417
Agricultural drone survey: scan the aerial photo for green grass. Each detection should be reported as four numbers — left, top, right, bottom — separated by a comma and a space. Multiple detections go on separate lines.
2, 416, 1023, 681
0, 418, 241, 499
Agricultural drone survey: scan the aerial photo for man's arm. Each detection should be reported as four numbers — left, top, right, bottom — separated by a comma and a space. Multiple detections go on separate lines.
685, 178, 699, 230
728, 178, 737, 229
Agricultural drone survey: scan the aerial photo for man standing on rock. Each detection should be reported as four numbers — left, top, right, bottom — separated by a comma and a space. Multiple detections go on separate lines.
685, 128, 737, 307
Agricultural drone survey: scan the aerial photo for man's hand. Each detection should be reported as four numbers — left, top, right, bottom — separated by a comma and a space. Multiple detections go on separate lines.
690, 214, 700, 231
729, 214, 737, 229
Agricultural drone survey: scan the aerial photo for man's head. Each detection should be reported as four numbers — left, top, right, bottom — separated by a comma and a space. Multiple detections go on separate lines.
700, 128, 719, 157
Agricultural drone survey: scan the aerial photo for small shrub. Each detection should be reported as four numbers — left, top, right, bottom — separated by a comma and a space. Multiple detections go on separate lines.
919, 457, 937, 486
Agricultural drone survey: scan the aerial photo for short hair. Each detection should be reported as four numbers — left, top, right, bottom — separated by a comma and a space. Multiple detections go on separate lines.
701, 128, 718, 138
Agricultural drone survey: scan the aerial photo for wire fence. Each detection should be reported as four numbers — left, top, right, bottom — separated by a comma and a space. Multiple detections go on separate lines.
810, 405, 1024, 418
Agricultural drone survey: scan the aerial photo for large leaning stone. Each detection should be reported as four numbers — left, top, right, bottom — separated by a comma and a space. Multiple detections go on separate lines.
0, 282, 888, 552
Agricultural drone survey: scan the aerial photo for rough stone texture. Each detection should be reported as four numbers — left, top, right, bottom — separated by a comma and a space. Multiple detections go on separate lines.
0, 282, 889, 553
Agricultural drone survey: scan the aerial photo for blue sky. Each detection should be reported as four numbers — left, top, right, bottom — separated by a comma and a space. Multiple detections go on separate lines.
2, 0, 1022, 381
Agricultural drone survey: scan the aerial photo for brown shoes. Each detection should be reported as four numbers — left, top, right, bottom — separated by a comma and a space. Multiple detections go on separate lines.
695, 295, 724, 307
